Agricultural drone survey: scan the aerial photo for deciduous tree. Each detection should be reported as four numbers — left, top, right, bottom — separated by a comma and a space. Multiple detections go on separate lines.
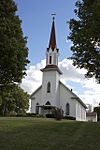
68, 0, 100, 83
0, 0, 29, 85
0, 85, 29, 116
0, 0, 30, 115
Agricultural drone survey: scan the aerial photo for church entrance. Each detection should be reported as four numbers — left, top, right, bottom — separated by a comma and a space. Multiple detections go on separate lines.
41, 105, 54, 116
36, 105, 55, 116
35, 101, 56, 116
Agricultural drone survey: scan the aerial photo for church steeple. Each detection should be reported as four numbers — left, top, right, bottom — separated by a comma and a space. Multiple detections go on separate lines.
49, 17, 56, 50
46, 17, 59, 67
41, 16, 62, 75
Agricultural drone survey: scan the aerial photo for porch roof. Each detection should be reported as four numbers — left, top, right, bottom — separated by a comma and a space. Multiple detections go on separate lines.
37, 105, 55, 108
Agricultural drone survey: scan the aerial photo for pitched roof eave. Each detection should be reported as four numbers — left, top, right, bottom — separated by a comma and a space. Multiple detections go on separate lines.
41, 65, 62, 74
30, 85, 42, 99
59, 81, 87, 109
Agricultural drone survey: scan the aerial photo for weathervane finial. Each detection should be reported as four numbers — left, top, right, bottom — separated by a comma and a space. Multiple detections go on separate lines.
51, 13, 56, 20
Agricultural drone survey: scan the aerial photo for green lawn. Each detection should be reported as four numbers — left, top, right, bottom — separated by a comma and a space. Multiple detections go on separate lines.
0, 117, 100, 150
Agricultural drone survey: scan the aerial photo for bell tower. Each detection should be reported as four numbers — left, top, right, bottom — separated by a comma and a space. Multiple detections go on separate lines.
46, 17, 59, 66
41, 17, 62, 108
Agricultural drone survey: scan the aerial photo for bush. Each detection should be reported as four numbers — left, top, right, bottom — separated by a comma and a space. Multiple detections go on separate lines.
16, 113, 27, 117
9, 111, 17, 117
53, 108, 63, 120
26, 113, 37, 117
46, 113, 55, 118
63, 116, 76, 120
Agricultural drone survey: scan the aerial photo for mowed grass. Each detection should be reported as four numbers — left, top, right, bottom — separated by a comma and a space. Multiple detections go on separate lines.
0, 117, 100, 150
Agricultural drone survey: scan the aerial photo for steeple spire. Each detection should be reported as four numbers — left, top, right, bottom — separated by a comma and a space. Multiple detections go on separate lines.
49, 16, 56, 50
41, 16, 62, 75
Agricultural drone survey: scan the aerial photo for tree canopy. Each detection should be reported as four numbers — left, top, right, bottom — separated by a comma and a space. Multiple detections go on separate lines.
0, 0, 30, 115
68, 0, 100, 83
0, 0, 29, 85
0, 85, 29, 116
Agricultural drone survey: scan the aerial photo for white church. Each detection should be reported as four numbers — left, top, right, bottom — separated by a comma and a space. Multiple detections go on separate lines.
30, 17, 87, 121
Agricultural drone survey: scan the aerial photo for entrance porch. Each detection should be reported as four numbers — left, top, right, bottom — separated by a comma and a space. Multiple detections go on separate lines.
36, 105, 56, 116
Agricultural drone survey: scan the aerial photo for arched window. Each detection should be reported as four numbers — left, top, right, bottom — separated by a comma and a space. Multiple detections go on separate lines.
66, 103, 70, 115
35, 103, 39, 114
47, 82, 51, 93
49, 56, 52, 64
45, 101, 51, 105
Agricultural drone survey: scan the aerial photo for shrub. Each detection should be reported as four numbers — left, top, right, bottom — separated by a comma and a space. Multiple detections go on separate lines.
16, 113, 27, 117
46, 113, 55, 118
53, 108, 63, 120
26, 113, 37, 117
9, 111, 17, 117
63, 116, 76, 120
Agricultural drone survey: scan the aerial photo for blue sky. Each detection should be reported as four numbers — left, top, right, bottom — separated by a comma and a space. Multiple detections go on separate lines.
15, 0, 100, 108
15, 0, 76, 65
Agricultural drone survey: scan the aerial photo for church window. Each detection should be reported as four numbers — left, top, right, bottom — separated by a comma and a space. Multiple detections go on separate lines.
66, 103, 70, 115
45, 101, 51, 105
47, 82, 51, 93
49, 56, 52, 64
36, 103, 39, 114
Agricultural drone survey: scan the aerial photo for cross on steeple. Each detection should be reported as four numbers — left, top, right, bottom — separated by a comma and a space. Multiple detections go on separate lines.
51, 13, 56, 21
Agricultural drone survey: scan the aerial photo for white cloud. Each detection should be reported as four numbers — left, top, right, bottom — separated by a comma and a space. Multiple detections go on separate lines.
77, 77, 100, 106
59, 59, 100, 106
21, 59, 45, 94
59, 59, 86, 82
21, 58, 100, 107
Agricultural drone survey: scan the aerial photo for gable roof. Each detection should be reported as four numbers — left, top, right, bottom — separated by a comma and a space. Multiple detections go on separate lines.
30, 81, 87, 109
30, 85, 42, 99
59, 81, 87, 109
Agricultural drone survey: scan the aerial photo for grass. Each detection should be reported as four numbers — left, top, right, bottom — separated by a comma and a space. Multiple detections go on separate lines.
0, 117, 100, 150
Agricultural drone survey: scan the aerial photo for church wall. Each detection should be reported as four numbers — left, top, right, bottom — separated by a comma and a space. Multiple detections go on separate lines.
59, 82, 86, 121
41, 70, 60, 107
59, 83, 76, 118
30, 87, 42, 113
30, 81, 86, 121
55, 72, 60, 107
76, 102, 86, 121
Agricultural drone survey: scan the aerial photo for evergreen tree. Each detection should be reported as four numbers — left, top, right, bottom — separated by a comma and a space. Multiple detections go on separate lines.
68, 0, 100, 83
0, 0, 29, 85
